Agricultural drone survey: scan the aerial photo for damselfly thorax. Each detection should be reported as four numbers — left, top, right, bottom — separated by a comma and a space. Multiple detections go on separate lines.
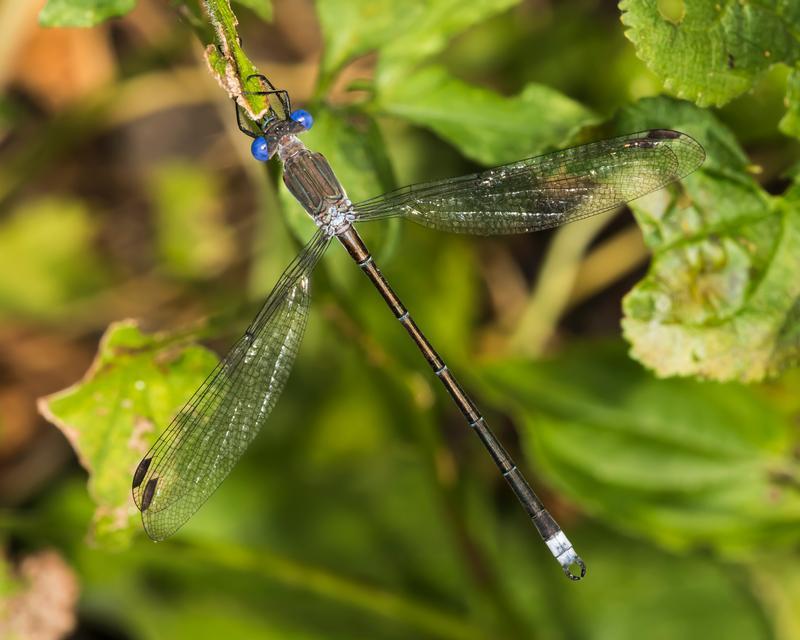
279, 135, 355, 237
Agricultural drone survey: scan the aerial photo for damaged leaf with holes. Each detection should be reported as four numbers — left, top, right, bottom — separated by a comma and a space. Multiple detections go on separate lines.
615, 98, 800, 382
38, 321, 218, 549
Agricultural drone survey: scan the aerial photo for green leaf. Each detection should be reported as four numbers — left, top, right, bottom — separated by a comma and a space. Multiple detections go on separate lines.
316, 0, 407, 79
150, 163, 235, 280
38, 321, 218, 549
619, 0, 800, 113
39, 0, 136, 27
780, 67, 800, 139
613, 97, 800, 382
316, 0, 519, 84
377, 65, 598, 165
477, 341, 800, 557
232, 0, 271, 21
374, 0, 520, 87
0, 198, 107, 321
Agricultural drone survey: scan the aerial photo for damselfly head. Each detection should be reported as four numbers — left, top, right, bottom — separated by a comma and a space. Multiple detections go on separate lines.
237, 77, 313, 161
250, 116, 308, 162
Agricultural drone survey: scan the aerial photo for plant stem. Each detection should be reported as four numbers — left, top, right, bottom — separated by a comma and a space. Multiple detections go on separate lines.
506, 211, 614, 356
172, 0, 276, 120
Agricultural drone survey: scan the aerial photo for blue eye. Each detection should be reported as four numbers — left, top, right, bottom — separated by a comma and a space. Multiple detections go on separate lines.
250, 136, 269, 161
290, 109, 313, 130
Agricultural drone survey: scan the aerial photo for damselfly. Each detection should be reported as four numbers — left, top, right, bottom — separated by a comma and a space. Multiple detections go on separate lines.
132, 74, 705, 580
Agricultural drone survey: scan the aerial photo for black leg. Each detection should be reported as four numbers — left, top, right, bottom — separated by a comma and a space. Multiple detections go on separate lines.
234, 101, 258, 138
243, 74, 292, 117
245, 73, 277, 91
242, 89, 292, 117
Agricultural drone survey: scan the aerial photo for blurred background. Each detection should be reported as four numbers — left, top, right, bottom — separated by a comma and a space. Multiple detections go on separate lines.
1, 0, 799, 638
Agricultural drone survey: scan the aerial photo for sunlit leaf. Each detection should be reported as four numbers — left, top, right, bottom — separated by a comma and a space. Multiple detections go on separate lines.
316, 0, 519, 83
478, 341, 800, 557
614, 97, 800, 381
0, 198, 107, 321
377, 66, 598, 165
374, 0, 520, 87
316, 0, 418, 80
38, 321, 218, 549
150, 163, 235, 280
39, 0, 136, 27
619, 0, 800, 111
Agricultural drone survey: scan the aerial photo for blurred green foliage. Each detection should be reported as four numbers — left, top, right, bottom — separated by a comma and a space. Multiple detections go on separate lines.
480, 341, 800, 556
2, 0, 799, 639
0, 198, 107, 321
39, 0, 137, 28
151, 163, 234, 279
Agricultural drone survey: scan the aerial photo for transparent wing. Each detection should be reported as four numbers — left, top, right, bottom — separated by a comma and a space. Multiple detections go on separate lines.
352, 129, 705, 235
132, 229, 331, 541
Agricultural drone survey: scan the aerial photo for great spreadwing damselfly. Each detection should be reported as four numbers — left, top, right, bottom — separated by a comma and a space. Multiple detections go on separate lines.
132, 74, 705, 580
